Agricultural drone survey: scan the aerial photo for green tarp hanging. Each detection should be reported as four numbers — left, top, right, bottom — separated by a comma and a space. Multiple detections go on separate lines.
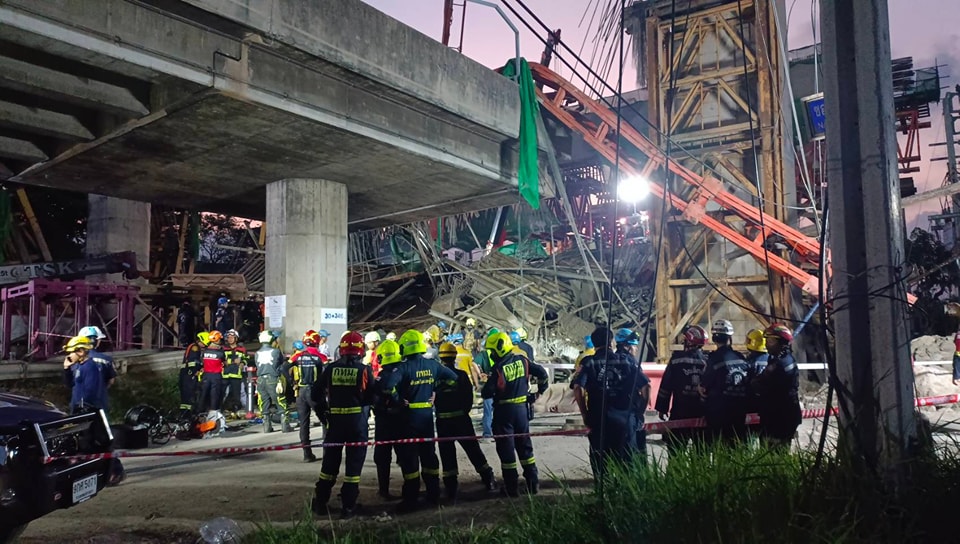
500, 58, 541, 210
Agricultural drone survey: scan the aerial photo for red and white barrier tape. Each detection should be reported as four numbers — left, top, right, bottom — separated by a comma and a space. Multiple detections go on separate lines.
44, 393, 960, 463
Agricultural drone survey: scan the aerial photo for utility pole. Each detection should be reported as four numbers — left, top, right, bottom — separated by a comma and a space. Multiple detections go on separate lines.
821, 0, 917, 478
945, 91, 960, 244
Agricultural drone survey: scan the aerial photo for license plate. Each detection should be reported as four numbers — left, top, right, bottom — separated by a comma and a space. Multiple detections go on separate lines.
72, 474, 98, 504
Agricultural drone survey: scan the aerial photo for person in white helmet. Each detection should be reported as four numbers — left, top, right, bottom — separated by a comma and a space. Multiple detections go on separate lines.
699, 319, 750, 446
363, 331, 382, 376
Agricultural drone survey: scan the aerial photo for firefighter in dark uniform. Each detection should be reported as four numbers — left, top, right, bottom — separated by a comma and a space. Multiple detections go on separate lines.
379, 329, 458, 512
179, 331, 208, 414
198, 331, 226, 412
221, 329, 247, 415
752, 324, 802, 452
436, 342, 496, 500
481, 332, 548, 497
655, 325, 708, 456
744, 328, 769, 440
372, 339, 404, 501
573, 327, 648, 480
700, 319, 750, 445
255, 330, 284, 433
285, 336, 326, 462
311, 331, 374, 519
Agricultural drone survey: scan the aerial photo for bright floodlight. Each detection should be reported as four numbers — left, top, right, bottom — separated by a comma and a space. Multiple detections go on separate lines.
618, 176, 650, 203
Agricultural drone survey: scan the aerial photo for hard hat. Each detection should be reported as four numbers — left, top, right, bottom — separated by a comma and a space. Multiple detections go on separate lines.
303, 331, 320, 346
226, 329, 239, 339
79, 326, 106, 340
258, 330, 275, 344
465, 318, 477, 327
711, 319, 735, 336
682, 325, 708, 347
385, 332, 397, 341
446, 333, 464, 344
438, 342, 458, 360
509, 331, 521, 344
293, 340, 305, 351
340, 330, 351, 339
317, 329, 330, 338
745, 328, 767, 353
208, 331, 223, 344
437, 321, 448, 331
615, 328, 639, 346
364, 331, 381, 344
515, 327, 528, 340
197, 331, 211, 345
339, 331, 365, 357
398, 329, 427, 357
584, 335, 594, 349
377, 340, 402, 366
764, 323, 794, 344
422, 330, 435, 344
64, 335, 93, 353
485, 332, 514, 360
486, 328, 500, 338
217, 297, 229, 306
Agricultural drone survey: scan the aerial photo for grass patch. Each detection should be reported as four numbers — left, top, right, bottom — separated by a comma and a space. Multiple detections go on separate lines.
106, 368, 180, 422
246, 441, 960, 543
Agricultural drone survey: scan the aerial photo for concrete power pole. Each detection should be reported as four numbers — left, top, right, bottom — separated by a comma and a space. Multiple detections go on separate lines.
821, 0, 917, 476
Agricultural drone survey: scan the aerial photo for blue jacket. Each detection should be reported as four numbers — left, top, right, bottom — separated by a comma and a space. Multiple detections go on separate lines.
64, 358, 111, 412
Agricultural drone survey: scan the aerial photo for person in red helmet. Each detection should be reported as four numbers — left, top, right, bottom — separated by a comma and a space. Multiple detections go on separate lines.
752, 324, 802, 452
311, 331, 375, 519
655, 325, 708, 457
284, 332, 328, 463
198, 330, 227, 412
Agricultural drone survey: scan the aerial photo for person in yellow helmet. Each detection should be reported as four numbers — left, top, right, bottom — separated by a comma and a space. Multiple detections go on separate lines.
744, 328, 769, 442
179, 331, 209, 413
372, 339, 404, 501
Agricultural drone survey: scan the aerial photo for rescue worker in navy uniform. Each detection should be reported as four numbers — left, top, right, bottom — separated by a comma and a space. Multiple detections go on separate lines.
380, 329, 459, 512
311, 331, 374, 519
436, 342, 497, 500
256, 330, 284, 433
179, 331, 208, 414
285, 336, 326, 463
481, 332, 549, 497
198, 331, 227, 412
221, 329, 247, 416
744, 328, 769, 439
699, 319, 750, 445
372, 339, 404, 501
655, 325, 708, 456
614, 328, 651, 459
513, 328, 535, 363
573, 328, 648, 480
752, 324, 802, 452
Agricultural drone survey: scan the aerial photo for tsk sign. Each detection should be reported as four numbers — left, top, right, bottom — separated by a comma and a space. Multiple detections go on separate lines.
0, 261, 96, 283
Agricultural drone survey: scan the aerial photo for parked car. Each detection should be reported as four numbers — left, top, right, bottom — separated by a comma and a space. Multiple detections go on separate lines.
0, 393, 115, 542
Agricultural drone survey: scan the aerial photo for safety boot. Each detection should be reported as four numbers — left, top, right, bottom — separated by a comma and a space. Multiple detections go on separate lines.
500, 470, 520, 498
523, 465, 540, 495
281, 414, 292, 433
263, 415, 274, 433
442, 476, 459, 501
303, 448, 317, 463
480, 467, 497, 492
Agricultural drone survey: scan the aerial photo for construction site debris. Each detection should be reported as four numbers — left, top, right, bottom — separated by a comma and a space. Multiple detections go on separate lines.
910, 335, 956, 361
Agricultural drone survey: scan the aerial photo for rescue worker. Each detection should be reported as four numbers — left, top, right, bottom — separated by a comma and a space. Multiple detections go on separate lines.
481, 332, 548, 497
316, 329, 331, 359
575, 335, 596, 371
372, 340, 403, 501
198, 331, 227, 412
699, 319, 750, 445
752, 324, 802, 452
385, 332, 397, 342
422, 329, 438, 359
214, 296, 233, 335
255, 330, 284, 433
363, 331, 381, 375
952, 327, 960, 387
285, 335, 326, 462
614, 328, 650, 459
177, 300, 196, 347
79, 325, 116, 411
311, 331, 375, 519
744, 328, 769, 438
655, 325, 708, 456
463, 317, 480, 353
221, 329, 247, 416
436, 342, 497, 500
574, 328, 647, 480
514, 327, 535, 363
474, 343, 495, 438
380, 329, 459, 512
180, 331, 209, 414
63, 336, 110, 414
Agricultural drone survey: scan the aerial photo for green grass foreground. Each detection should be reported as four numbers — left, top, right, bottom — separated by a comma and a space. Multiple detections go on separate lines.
248, 441, 960, 543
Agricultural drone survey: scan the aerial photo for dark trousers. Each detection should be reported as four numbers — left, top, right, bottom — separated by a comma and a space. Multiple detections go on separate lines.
222, 377, 243, 412
178, 368, 198, 411
705, 413, 748, 447
297, 386, 319, 456
374, 413, 400, 495
437, 415, 492, 481
199, 373, 222, 412
492, 403, 537, 495
586, 411, 636, 481
314, 413, 368, 511
395, 409, 441, 506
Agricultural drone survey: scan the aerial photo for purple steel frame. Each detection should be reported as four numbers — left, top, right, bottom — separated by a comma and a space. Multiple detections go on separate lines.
1, 280, 139, 360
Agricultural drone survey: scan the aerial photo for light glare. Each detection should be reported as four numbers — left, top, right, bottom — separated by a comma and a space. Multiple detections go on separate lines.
617, 176, 650, 203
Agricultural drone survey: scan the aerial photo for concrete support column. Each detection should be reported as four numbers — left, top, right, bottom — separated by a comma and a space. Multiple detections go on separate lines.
265, 178, 348, 351
85, 195, 151, 273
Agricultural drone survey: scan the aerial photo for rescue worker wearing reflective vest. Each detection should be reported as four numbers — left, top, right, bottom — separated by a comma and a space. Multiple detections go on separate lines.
198, 331, 227, 412
379, 329, 459, 512
372, 339, 404, 501
256, 330, 284, 433
751, 324, 802, 451
285, 335, 327, 462
221, 329, 247, 415
699, 319, 750, 445
311, 331, 374, 519
180, 331, 209, 413
481, 332, 548, 497
436, 342, 496, 500
574, 327, 647, 481
363, 331, 382, 376
655, 325, 708, 456
744, 328, 769, 438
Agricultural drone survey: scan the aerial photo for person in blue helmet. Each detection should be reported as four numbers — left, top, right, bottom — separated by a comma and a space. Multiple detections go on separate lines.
78, 325, 117, 412
614, 328, 651, 461
214, 296, 233, 336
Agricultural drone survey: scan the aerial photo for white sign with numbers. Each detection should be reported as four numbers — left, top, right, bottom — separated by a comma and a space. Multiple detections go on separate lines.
320, 307, 347, 325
